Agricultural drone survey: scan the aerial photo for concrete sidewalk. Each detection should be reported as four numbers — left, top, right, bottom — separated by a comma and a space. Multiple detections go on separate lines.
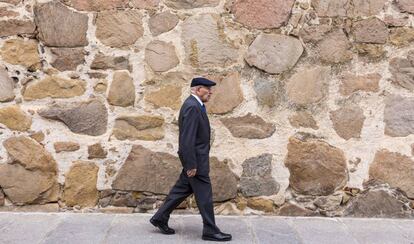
0, 212, 413, 244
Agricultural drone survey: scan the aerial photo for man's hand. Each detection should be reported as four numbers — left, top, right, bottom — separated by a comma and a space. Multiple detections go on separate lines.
186, 168, 197, 177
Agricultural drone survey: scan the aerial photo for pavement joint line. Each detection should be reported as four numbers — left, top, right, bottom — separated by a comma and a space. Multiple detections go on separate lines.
37, 213, 65, 244
336, 217, 360, 244
244, 217, 258, 244
101, 214, 117, 244
285, 217, 305, 244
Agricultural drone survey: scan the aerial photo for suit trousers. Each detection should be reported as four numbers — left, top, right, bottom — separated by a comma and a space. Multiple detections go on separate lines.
152, 170, 220, 235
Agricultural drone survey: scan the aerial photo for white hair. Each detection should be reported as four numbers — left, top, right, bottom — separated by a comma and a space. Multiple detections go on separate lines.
190, 86, 201, 94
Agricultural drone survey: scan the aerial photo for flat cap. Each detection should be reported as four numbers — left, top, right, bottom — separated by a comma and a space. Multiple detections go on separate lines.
190, 77, 216, 87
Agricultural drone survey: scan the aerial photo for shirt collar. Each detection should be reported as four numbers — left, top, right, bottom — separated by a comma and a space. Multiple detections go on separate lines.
191, 94, 204, 106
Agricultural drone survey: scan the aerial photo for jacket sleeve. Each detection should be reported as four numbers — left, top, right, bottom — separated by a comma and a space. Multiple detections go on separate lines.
180, 105, 200, 170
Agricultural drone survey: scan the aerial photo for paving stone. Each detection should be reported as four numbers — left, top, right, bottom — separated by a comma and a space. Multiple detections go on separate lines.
250, 217, 301, 244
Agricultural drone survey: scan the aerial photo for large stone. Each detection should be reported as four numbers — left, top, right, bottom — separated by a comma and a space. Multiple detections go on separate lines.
50, 47, 86, 71
299, 24, 332, 43
286, 66, 330, 106
230, 0, 295, 29
344, 189, 411, 217
0, 19, 35, 37
389, 27, 414, 47
278, 202, 316, 216
285, 136, 348, 196
240, 154, 279, 197
112, 145, 181, 194
91, 53, 131, 71
130, 0, 160, 9
330, 105, 366, 140
311, 0, 349, 17
221, 114, 275, 139
339, 73, 381, 96
107, 71, 135, 107
210, 157, 238, 202
0, 39, 41, 71
289, 111, 319, 130
23, 76, 86, 101
0, 105, 32, 131
144, 83, 182, 110
389, 51, 414, 91
145, 40, 179, 72
0, 0, 21, 5
34, 1, 88, 47
61, 0, 128, 11
3, 136, 57, 173
354, 43, 386, 59
349, 0, 388, 17
384, 95, 414, 137
312, 0, 386, 17
206, 72, 243, 114
0, 66, 15, 102
38, 100, 108, 136
369, 149, 414, 199
253, 78, 282, 107
95, 10, 143, 48
112, 115, 164, 141
395, 0, 414, 14
352, 18, 388, 44
54, 142, 80, 153
384, 15, 409, 27
246, 34, 303, 74
64, 161, 99, 208
317, 29, 352, 64
165, 0, 219, 9
182, 14, 238, 68
149, 11, 179, 36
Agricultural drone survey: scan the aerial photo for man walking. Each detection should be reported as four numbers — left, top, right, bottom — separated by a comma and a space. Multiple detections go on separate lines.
150, 77, 232, 242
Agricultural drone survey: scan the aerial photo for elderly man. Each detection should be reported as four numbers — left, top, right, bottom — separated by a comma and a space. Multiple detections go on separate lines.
150, 77, 232, 242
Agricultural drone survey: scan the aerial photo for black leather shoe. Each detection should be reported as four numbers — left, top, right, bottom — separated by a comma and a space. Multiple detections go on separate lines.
150, 218, 175, 235
202, 232, 232, 242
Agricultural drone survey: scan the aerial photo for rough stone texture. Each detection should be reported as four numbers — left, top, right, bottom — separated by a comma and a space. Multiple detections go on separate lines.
0, 105, 32, 131
61, 0, 128, 11
230, 0, 295, 29
369, 149, 414, 199
221, 114, 275, 139
149, 11, 179, 36
29, 131, 45, 143
54, 142, 80, 153
354, 44, 386, 59
0, 189, 4, 206
144, 83, 182, 110
384, 15, 409, 27
95, 10, 143, 48
352, 18, 388, 44
389, 51, 414, 91
112, 145, 181, 194
350, 0, 388, 17
0, 136, 58, 205
312, 0, 387, 17
64, 161, 99, 207
91, 53, 131, 71
311, 0, 349, 17
344, 189, 411, 217
182, 14, 238, 69
34, 1, 88, 47
107, 71, 135, 107
209, 157, 238, 202
145, 40, 179, 72
246, 34, 303, 74
253, 78, 281, 107
165, 0, 219, 9
339, 73, 381, 96
88, 143, 107, 159
38, 100, 108, 136
389, 28, 414, 48
384, 95, 414, 137
0, 19, 36, 37
285, 136, 348, 196
49, 48, 86, 71
317, 29, 353, 64
239, 154, 279, 197
130, 0, 160, 9
395, 0, 414, 14
0, 39, 41, 71
247, 198, 274, 212
112, 115, 164, 141
330, 105, 366, 140
206, 72, 243, 114
278, 202, 316, 216
23, 76, 86, 101
0, 66, 15, 102
299, 24, 332, 43
286, 66, 330, 106
289, 111, 319, 130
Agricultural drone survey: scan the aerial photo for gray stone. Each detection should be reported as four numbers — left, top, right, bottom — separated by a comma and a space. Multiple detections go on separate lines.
34, 1, 88, 47
330, 105, 366, 140
145, 40, 179, 72
0, 66, 15, 102
38, 100, 108, 136
50, 47, 86, 71
165, 0, 219, 9
91, 53, 131, 71
384, 95, 414, 137
389, 50, 414, 91
220, 113, 275, 139
317, 29, 352, 64
352, 18, 388, 44
149, 11, 179, 36
250, 218, 301, 244
289, 111, 319, 130
0, 19, 36, 37
253, 78, 282, 107
181, 14, 238, 68
246, 34, 303, 74
395, 0, 414, 14
311, 0, 349, 17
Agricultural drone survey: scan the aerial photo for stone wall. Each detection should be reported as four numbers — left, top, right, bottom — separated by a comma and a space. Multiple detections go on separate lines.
0, 0, 413, 218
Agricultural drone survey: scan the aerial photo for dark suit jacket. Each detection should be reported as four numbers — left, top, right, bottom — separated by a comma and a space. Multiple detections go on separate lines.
178, 95, 211, 175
